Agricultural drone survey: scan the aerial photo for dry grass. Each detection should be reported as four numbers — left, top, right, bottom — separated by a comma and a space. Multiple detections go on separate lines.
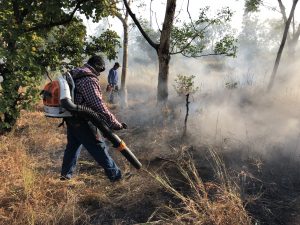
0, 110, 90, 225
0, 106, 253, 225
148, 149, 252, 225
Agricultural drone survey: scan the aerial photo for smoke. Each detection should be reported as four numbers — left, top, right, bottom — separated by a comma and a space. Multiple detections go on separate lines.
121, 42, 300, 158
112, 7, 300, 160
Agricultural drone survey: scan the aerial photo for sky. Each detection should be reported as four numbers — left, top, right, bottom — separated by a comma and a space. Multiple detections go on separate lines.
83, 0, 296, 37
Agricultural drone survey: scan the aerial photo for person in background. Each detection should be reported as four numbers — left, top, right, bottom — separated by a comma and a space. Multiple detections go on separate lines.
60, 55, 127, 182
107, 62, 120, 103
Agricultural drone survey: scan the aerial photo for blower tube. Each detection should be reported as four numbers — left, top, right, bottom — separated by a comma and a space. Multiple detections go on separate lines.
58, 76, 142, 169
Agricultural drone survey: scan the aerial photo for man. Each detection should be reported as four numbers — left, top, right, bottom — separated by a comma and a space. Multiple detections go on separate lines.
60, 55, 127, 182
107, 62, 120, 103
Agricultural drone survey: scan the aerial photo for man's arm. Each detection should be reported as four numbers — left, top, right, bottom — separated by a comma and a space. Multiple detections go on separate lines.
81, 78, 123, 129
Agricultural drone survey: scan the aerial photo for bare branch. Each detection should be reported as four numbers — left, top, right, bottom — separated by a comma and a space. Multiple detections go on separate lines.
186, 0, 197, 31
123, 0, 159, 50
181, 52, 228, 58
150, 0, 153, 28
154, 12, 162, 32
115, 13, 126, 26
277, 0, 287, 22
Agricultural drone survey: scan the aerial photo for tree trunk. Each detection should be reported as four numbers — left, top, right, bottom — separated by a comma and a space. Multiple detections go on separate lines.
157, 52, 170, 103
1, 81, 20, 134
157, 0, 176, 103
123, 0, 176, 104
268, 0, 299, 91
183, 93, 190, 137
118, 9, 129, 108
277, 1, 300, 59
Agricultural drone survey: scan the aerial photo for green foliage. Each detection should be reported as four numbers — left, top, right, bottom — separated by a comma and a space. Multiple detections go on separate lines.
86, 29, 121, 60
170, 7, 237, 57
173, 74, 199, 96
245, 0, 263, 12
79, 0, 112, 21
214, 35, 237, 57
0, 0, 121, 132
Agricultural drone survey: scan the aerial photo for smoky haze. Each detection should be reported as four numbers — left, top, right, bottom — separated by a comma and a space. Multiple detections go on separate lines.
120, 18, 300, 157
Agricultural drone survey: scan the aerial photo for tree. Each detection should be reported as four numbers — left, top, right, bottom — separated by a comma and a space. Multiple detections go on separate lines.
268, 0, 299, 91
110, 1, 132, 108
173, 74, 199, 137
277, 0, 300, 57
0, 0, 120, 133
245, 0, 300, 90
123, 0, 236, 103
246, 0, 300, 55
103, 0, 137, 108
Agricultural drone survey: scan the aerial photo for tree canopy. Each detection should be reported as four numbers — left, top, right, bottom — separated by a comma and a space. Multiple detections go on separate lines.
0, 0, 120, 132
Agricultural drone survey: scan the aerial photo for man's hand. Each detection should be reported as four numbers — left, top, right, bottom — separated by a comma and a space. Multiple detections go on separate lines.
111, 122, 127, 130
121, 122, 127, 129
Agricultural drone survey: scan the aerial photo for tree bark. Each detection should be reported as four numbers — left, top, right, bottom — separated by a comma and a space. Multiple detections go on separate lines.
157, 0, 176, 103
267, 0, 298, 91
183, 93, 190, 137
123, 0, 176, 103
116, 9, 129, 108
277, 0, 300, 58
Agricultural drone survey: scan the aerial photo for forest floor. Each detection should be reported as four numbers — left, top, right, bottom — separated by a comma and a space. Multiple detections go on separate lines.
1, 94, 300, 224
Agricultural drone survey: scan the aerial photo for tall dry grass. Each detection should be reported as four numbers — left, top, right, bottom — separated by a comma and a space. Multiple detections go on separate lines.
0, 106, 253, 225
0, 110, 90, 225
148, 148, 252, 225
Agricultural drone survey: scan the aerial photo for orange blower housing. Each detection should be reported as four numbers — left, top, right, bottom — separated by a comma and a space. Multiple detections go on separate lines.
41, 80, 72, 118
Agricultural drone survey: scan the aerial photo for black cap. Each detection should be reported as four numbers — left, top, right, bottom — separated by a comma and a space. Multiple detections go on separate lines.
87, 55, 105, 73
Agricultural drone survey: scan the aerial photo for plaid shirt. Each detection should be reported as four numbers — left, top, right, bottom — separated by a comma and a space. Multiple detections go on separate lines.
72, 65, 122, 129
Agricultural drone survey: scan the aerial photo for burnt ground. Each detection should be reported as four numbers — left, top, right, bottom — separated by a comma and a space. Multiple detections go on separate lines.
15, 90, 300, 225
68, 115, 300, 225
111, 94, 300, 225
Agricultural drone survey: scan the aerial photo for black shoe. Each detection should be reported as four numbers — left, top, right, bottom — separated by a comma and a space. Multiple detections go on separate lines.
110, 172, 133, 182
60, 175, 71, 181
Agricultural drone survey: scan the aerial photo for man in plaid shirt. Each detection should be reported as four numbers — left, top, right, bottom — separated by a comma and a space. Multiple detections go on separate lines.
61, 55, 127, 182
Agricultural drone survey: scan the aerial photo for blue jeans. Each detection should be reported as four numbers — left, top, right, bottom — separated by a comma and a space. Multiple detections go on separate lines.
109, 85, 118, 103
61, 118, 121, 181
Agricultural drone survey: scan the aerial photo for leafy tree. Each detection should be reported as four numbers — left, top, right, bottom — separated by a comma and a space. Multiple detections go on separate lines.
0, 0, 120, 133
123, 0, 236, 103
